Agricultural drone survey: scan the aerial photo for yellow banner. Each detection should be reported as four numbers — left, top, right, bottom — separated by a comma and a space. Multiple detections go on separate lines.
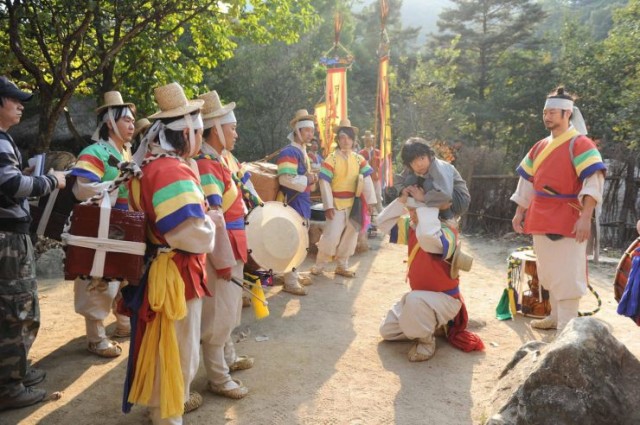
376, 56, 393, 187
324, 68, 348, 155
314, 102, 328, 155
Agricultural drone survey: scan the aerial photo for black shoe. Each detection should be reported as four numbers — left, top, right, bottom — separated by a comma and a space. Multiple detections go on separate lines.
23, 368, 46, 387
0, 387, 47, 412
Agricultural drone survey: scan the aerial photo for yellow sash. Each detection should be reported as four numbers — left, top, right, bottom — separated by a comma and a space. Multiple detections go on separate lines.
128, 251, 187, 418
406, 242, 420, 281
532, 127, 579, 174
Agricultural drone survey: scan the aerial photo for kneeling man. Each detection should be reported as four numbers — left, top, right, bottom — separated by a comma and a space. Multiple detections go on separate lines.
376, 186, 483, 361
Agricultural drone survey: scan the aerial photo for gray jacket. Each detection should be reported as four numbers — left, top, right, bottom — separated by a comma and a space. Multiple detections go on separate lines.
0, 131, 58, 233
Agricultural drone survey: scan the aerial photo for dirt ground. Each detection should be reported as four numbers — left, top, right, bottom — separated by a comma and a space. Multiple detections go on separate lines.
2, 231, 639, 425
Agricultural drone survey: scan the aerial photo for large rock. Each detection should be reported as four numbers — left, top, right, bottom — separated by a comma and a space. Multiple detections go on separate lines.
36, 247, 65, 279
485, 317, 640, 425
10, 96, 96, 148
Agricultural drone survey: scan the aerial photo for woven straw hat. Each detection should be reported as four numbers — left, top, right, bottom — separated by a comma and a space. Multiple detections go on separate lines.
363, 130, 374, 139
95, 91, 135, 114
450, 242, 473, 279
148, 82, 204, 119
133, 118, 151, 138
333, 118, 359, 135
198, 90, 236, 120
245, 201, 309, 273
290, 109, 316, 128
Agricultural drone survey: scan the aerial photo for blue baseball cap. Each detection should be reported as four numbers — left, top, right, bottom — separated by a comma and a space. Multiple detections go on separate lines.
0, 76, 33, 102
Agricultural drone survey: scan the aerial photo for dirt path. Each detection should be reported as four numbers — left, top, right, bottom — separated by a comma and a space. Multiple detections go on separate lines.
3, 233, 638, 425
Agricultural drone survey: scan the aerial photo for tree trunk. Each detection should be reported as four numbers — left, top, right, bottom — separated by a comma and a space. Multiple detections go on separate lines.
36, 93, 57, 154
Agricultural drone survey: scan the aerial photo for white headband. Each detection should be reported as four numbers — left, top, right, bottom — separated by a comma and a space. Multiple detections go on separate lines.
203, 112, 238, 151
91, 106, 135, 143
544, 98, 573, 111
132, 113, 203, 164
295, 120, 315, 130
544, 98, 588, 135
287, 120, 315, 144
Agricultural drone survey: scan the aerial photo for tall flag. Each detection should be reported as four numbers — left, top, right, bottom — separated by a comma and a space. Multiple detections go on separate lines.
377, 56, 393, 188
375, 0, 393, 188
324, 68, 348, 153
314, 102, 327, 153
319, 11, 353, 157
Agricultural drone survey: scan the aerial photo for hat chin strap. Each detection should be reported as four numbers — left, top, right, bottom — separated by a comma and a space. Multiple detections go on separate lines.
92, 107, 128, 143
214, 120, 227, 150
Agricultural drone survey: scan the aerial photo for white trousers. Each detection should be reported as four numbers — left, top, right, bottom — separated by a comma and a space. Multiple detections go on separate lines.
316, 208, 359, 267
379, 291, 461, 341
373, 180, 383, 213
148, 297, 203, 425
201, 260, 244, 386
74, 278, 130, 343
532, 235, 588, 300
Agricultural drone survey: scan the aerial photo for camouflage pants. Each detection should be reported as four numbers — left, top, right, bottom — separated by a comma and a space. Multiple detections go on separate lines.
0, 231, 40, 397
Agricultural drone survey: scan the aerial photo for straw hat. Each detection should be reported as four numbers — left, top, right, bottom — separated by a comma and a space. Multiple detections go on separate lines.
133, 118, 151, 138
198, 90, 236, 120
333, 118, 359, 135
95, 91, 135, 113
148, 82, 204, 119
245, 201, 309, 273
290, 109, 316, 128
450, 242, 473, 279
363, 130, 374, 140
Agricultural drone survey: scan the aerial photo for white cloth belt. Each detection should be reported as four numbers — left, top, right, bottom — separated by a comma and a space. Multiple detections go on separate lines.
36, 188, 60, 236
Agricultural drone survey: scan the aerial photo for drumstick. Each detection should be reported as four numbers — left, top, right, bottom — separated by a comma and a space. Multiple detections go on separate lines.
230, 277, 269, 306
543, 185, 583, 212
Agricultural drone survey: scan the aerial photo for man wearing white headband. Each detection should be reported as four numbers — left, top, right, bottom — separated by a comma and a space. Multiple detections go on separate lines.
511, 86, 606, 332
121, 82, 216, 425
69, 91, 136, 359
191, 90, 255, 403
275, 109, 319, 295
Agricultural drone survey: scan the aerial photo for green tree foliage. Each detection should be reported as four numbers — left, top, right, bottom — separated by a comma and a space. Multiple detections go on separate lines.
204, 0, 335, 161
600, 0, 640, 149
392, 53, 465, 146
431, 0, 546, 144
207, 0, 420, 161
349, 0, 420, 133
0, 0, 316, 152
539, 0, 629, 40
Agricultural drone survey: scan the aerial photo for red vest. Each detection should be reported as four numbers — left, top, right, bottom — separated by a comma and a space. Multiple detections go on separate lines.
525, 137, 583, 236
407, 229, 459, 292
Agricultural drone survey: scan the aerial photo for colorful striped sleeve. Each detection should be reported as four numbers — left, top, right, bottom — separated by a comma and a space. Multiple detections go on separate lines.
516, 152, 535, 181
277, 147, 300, 176
319, 158, 334, 183
439, 225, 457, 260
199, 171, 224, 208
196, 160, 225, 208
152, 178, 206, 235
572, 137, 606, 180
358, 154, 374, 177
71, 153, 105, 182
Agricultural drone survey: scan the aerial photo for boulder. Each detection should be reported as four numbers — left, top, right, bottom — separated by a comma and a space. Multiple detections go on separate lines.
10, 96, 96, 149
485, 317, 640, 425
36, 247, 65, 279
